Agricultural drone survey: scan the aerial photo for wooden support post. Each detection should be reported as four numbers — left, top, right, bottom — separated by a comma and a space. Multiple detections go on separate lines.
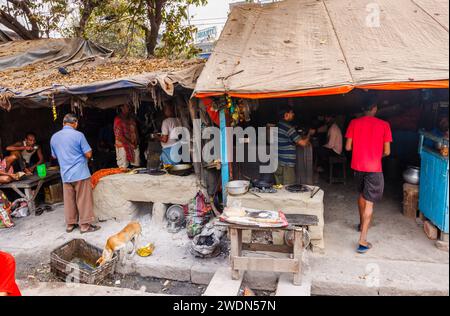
293, 228, 303, 286
230, 227, 242, 280
220, 109, 230, 205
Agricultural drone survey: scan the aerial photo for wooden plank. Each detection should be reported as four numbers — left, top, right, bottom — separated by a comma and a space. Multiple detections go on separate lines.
285, 214, 319, 226
214, 215, 319, 231
293, 229, 303, 285
0, 171, 60, 189
215, 221, 302, 232
229, 228, 242, 280
242, 243, 293, 254
232, 257, 299, 273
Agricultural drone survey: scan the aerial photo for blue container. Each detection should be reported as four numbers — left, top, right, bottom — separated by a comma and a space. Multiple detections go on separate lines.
418, 131, 449, 233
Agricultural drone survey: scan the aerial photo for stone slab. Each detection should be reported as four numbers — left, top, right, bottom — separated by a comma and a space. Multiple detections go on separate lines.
18, 281, 163, 296
203, 267, 243, 296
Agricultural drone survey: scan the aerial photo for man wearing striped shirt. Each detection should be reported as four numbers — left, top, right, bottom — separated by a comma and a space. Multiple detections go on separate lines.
275, 108, 312, 185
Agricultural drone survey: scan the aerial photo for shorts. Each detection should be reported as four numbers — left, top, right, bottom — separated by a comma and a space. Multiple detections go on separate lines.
356, 171, 384, 202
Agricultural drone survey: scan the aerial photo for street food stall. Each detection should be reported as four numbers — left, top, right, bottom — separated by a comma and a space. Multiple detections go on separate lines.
192, 0, 449, 253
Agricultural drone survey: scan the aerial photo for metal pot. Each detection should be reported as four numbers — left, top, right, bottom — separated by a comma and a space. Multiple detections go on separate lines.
168, 164, 193, 176
226, 180, 250, 196
251, 178, 274, 189
403, 166, 420, 185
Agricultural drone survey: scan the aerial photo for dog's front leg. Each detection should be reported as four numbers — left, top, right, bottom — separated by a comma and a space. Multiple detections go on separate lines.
128, 236, 139, 259
119, 249, 127, 266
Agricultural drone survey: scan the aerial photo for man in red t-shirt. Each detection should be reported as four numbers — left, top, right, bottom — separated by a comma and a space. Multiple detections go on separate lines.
0, 251, 22, 296
345, 103, 393, 254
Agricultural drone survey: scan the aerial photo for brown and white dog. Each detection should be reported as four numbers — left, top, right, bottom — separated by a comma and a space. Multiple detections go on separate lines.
96, 222, 142, 266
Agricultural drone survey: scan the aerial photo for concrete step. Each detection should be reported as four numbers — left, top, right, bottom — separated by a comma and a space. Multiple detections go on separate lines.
18, 281, 168, 296
203, 267, 243, 296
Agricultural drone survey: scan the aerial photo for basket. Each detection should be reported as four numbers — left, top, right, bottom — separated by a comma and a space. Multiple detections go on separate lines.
50, 239, 117, 285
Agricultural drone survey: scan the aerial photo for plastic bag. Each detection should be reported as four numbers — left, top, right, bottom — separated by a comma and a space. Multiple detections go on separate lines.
185, 191, 212, 238
10, 198, 29, 218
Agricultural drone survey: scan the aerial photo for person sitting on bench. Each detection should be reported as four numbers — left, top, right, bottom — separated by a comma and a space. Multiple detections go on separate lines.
316, 115, 343, 173
0, 153, 19, 184
6, 132, 44, 175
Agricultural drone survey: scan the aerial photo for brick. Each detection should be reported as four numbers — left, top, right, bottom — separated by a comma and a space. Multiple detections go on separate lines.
403, 183, 419, 219
424, 220, 438, 240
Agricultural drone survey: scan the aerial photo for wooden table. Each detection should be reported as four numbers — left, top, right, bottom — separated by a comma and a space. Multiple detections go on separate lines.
0, 170, 61, 213
216, 214, 319, 286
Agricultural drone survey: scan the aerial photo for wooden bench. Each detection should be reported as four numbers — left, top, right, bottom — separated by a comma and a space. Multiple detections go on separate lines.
215, 214, 319, 286
0, 170, 61, 213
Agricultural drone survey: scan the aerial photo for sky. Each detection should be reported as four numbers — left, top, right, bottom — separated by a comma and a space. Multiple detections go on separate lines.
189, 1, 246, 36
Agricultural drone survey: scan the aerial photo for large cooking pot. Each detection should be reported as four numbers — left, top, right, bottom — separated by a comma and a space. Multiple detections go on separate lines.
226, 180, 250, 196
403, 166, 420, 185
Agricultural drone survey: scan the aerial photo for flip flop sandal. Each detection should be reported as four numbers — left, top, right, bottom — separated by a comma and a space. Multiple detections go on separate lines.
35, 207, 45, 216
357, 242, 373, 254
66, 225, 78, 233
44, 205, 54, 212
80, 224, 101, 234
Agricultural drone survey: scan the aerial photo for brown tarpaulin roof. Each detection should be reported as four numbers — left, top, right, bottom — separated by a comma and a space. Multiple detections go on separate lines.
194, 0, 449, 99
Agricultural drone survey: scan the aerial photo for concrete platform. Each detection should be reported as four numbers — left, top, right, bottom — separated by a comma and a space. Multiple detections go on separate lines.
1, 177, 448, 296
93, 173, 202, 221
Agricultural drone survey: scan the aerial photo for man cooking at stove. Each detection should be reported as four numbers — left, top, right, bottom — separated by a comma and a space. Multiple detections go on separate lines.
157, 104, 183, 165
275, 108, 314, 185
6, 132, 44, 175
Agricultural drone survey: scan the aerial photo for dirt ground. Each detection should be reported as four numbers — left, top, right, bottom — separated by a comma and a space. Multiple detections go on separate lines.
2, 169, 448, 296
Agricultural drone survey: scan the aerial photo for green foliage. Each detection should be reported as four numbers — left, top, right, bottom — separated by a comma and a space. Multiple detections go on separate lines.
155, 0, 207, 59
1, 0, 208, 59
0, 0, 69, 39
78, 0, 208, 58
81, 0, 147, 57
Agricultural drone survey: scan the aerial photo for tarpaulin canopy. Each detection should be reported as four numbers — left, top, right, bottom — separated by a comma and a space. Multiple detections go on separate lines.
0, 38, 204, 110
0, 63, 204, 110
194, 0, 449, 99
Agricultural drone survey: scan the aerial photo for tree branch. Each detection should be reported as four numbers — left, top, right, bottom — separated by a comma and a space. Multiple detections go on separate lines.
6, 0, 40, 38
0, 7, 38, 39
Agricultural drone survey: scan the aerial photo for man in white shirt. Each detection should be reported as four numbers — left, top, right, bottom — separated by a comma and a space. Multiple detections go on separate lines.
158, 105, 182, 165
316, 116, 343, 172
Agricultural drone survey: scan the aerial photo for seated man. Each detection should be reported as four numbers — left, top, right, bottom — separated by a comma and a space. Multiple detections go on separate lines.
0, 251, 22, 296
7, 132, 44, 174
0, 153, 19, 184
316, 115, 343, 172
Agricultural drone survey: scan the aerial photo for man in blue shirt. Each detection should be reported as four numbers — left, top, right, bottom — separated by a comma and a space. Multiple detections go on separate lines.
275, 108, 312, 185
51, 113, 100, 234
